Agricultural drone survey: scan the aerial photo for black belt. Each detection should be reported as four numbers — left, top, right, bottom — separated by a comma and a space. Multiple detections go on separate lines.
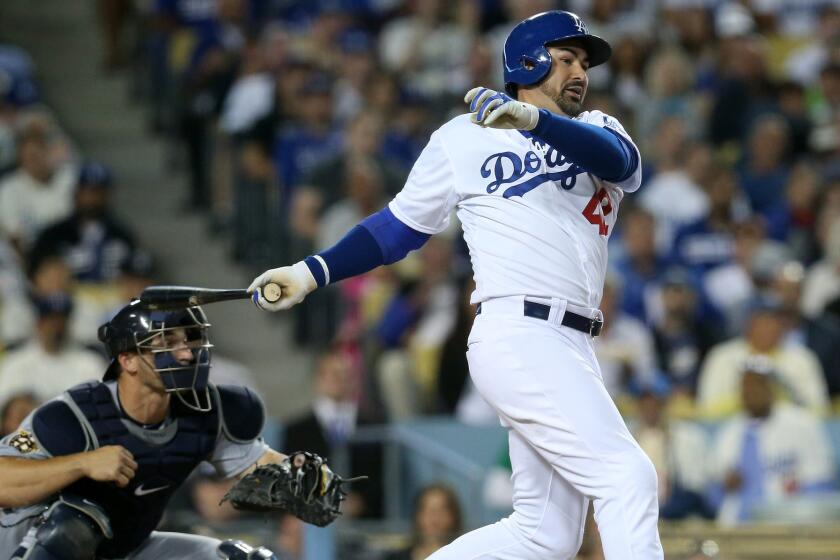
475, 301, 604, 337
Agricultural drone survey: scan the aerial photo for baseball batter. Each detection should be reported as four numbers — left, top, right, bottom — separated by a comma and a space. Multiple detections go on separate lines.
250, 11, 663, 559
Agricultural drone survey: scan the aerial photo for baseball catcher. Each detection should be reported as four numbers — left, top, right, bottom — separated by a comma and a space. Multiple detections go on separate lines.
0, 300, 359, 560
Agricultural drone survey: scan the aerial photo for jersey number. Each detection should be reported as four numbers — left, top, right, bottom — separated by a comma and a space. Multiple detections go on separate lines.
582, 187, 612, 236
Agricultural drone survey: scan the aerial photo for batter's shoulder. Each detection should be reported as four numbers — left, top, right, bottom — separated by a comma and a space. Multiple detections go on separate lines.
436, 113, 484, 138
577, 110, 631, 134
434, 113, 505, 151
440, 112, 473, 129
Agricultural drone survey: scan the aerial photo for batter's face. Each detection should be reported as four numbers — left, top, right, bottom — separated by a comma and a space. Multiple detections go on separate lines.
539, 44, 590, 117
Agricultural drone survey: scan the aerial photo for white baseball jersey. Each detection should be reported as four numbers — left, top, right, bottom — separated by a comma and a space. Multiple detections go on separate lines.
389, 111, 641, 309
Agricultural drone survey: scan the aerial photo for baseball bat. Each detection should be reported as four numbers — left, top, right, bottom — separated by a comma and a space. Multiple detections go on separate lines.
139, 283, 282, 310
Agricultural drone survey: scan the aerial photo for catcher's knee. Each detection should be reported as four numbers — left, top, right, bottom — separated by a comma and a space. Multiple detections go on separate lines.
216, 539, 277, 560
14, 497, 112, 560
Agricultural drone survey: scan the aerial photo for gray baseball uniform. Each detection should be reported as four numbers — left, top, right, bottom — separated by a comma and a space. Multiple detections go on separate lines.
0, 381, 268, 559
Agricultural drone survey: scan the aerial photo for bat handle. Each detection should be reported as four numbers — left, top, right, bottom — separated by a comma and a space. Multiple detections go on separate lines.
261, 282, 283, 304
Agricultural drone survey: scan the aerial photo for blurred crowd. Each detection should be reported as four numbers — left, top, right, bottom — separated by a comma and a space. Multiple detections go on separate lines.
2, 0, 840, 556
0, 45, 161, 431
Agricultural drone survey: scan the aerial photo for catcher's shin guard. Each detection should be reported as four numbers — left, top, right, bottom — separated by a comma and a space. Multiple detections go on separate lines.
217, 539, 277, 560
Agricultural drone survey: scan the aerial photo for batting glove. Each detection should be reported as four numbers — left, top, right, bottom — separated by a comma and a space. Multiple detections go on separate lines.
248, 261, 317, 311
464, 87, 540, 131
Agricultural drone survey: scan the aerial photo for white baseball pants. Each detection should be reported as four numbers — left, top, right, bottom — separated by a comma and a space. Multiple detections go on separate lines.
428, 296, 663, 560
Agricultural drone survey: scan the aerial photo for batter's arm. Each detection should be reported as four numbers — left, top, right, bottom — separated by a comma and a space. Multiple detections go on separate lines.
249, 207, 430, 311
304, 207, 431, 286
528, 109, 638, 183
250, 128, 455, 312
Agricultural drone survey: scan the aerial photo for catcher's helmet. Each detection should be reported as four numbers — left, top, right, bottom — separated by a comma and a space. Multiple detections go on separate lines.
98, 300, 213, 411
503, 11, 612, 96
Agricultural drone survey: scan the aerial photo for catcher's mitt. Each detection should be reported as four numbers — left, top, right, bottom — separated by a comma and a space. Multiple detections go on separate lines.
221, 452, 366, 527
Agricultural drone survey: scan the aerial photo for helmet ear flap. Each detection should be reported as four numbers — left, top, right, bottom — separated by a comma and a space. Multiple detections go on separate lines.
521, 45, 551, 69
97, 324, 110, 343
521, 55, 538, 71
515, 47, 552, 90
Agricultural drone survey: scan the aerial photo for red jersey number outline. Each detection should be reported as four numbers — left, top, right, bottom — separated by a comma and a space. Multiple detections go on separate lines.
582, 187, 613, 236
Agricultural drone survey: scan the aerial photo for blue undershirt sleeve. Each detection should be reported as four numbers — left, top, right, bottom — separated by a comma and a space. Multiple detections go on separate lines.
303, 207, 431, 287
530, 109, 638, 183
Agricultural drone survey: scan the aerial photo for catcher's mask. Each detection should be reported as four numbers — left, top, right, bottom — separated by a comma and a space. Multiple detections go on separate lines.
98, 300, 213, 411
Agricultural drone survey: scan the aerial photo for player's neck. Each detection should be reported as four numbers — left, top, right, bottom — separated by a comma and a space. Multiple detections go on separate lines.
117, 377, 170, 425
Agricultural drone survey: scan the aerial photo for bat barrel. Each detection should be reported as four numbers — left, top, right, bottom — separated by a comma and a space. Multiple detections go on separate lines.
139, 286, 250, 309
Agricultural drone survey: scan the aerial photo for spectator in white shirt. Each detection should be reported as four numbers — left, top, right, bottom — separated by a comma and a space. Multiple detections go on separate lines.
784, 6, 840, 85
378, 0, 476, 99
0, 293, 105, 409
2, 253, 74, 349
0, 237, 30, 346
802, 216, 840, 319
630, 376, 710, 520
698, 295, 827, 419
0, 128, 75, 254
638, 141, 711, 249
708, 357, 835, 525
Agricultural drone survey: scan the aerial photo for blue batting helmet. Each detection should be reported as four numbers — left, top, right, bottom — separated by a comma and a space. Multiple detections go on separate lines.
503, 11, 612, 96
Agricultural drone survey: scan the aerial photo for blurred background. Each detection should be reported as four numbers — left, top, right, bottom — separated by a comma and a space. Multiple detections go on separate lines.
1, 0, 840, 558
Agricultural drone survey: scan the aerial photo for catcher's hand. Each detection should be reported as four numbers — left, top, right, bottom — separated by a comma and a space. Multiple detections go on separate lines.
221, 452, 366, 527
465, 87, 540, 130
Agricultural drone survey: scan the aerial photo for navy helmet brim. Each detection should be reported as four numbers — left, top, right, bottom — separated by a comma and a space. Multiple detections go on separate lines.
549, 34, 612, 68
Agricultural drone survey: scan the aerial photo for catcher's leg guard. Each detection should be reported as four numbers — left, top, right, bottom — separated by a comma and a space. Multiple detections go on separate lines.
11, 497, 111, 560
216, 540, 277, 560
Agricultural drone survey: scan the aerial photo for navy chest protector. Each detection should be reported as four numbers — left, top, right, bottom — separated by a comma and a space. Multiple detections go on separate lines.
62, 382, 219, 558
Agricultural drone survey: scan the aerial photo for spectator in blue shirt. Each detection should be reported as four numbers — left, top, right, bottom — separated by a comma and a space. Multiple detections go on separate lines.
272, 73, 342, 202
671, 166, 750, 276
736, 114, 792, 215
762, 160, 821, 246
651, 268, 722, 395
611, 207, 668, 323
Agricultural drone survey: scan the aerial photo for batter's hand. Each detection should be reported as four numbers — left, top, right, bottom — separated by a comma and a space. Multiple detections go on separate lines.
248, 261, 317, 311
464, 87, 540, 131
81, 445, 137, 488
